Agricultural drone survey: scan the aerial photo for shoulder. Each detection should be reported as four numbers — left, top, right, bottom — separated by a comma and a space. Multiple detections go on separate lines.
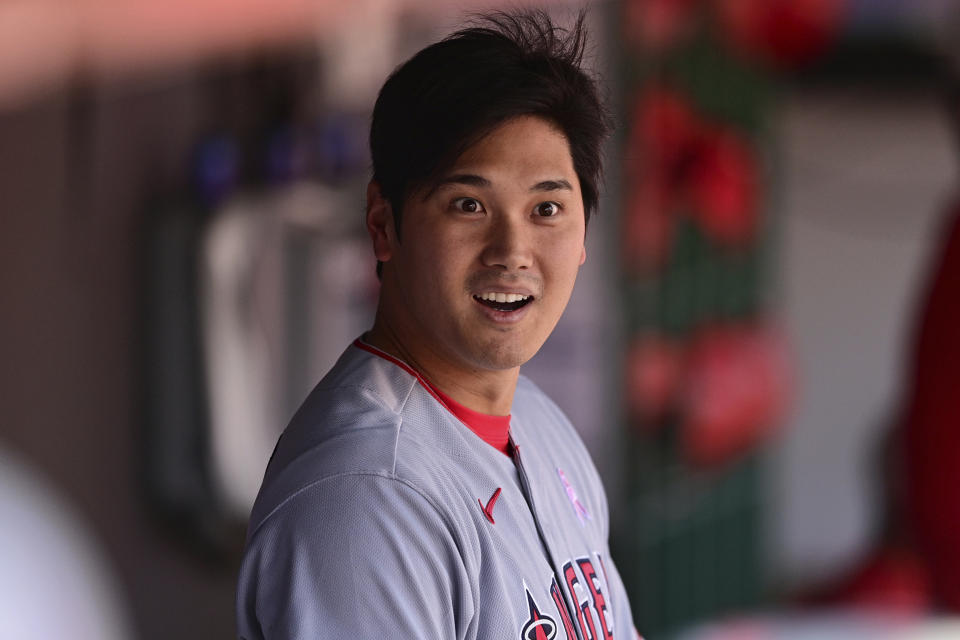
247, 341, 476, 535
247, 343, 417, 530
245, 471, 463, 552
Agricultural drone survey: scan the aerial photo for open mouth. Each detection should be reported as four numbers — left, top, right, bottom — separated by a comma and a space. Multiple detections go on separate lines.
473, 293, 534, 312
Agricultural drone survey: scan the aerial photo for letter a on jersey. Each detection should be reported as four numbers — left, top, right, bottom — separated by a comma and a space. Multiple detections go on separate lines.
521, 587, 558, 640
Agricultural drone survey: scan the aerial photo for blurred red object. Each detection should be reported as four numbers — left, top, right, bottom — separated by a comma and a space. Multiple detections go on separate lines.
714, 0, 846, 68
630, 86, 701, 176
798, 202, 960, 616
623, 0, 702, 51
623, 87, 761, 270
689, 127, 761, 246
623, 87, 700, 269
626, 333, 685, 424
623, 184, 676, 271
903, 204, 960, 610
805, 547, 932, 614
682, 325, 792, 467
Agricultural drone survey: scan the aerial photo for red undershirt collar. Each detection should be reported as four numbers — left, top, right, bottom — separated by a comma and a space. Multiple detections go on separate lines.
423, 384, 511, 456
353, 339, 512, 456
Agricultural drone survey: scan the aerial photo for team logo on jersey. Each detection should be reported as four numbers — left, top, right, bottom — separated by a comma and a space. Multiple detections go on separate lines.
479, 487, 502, 524
519, 554, 616, 640
521, 587, 558, 640
557, 468, 590, 525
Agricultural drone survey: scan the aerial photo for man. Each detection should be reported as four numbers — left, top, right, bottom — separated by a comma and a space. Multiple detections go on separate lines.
237, 11, 637, 639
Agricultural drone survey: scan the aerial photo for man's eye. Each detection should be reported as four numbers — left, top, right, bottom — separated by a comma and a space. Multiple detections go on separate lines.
453, 197, 484, 213
536, 201, 561, 217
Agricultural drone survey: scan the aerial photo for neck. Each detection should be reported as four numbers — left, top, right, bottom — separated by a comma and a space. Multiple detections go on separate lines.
364, 311, 519, 416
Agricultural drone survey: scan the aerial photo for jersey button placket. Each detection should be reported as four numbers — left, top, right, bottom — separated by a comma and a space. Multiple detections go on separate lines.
510, 432, 586, 640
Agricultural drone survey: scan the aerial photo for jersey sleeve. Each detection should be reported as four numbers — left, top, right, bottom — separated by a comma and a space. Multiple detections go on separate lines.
236, 473, 475, 640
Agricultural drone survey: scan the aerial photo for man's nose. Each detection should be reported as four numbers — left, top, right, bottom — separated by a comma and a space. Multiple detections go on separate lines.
480, 214, 532, 271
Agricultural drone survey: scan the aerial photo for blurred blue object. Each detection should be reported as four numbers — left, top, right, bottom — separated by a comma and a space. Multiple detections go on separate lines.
193, 136, 239, 207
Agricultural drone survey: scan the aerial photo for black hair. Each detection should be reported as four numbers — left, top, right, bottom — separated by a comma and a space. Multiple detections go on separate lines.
370, 9, 610, 238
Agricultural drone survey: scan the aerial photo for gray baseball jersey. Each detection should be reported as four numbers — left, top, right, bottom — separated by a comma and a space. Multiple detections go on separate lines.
237, 339, 635, 640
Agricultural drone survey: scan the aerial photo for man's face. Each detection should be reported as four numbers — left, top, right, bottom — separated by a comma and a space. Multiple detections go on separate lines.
372, 115, 587, 374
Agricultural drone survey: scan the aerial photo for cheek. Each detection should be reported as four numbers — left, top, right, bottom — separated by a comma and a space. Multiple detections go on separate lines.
550, 234, 587, 277
410, 235, 470, 291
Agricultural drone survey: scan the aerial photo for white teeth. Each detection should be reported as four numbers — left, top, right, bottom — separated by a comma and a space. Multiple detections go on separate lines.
477, 292, 530, 302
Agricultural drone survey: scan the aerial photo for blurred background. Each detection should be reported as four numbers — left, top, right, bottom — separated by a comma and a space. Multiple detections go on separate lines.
2, 0, 959, 638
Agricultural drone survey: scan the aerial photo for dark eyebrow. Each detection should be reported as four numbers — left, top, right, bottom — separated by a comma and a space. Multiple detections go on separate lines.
530, 179, 573, 192
423, 174, 573, 199
421, 173, 491, 200
435, 173, 491, 189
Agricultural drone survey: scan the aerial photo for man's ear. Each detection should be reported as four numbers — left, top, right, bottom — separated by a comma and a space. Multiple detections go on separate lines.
366, 181, 395, 263
579, 245, 587, 266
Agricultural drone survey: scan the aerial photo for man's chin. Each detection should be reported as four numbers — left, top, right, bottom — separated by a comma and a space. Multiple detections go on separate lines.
465, 340, 544, 372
